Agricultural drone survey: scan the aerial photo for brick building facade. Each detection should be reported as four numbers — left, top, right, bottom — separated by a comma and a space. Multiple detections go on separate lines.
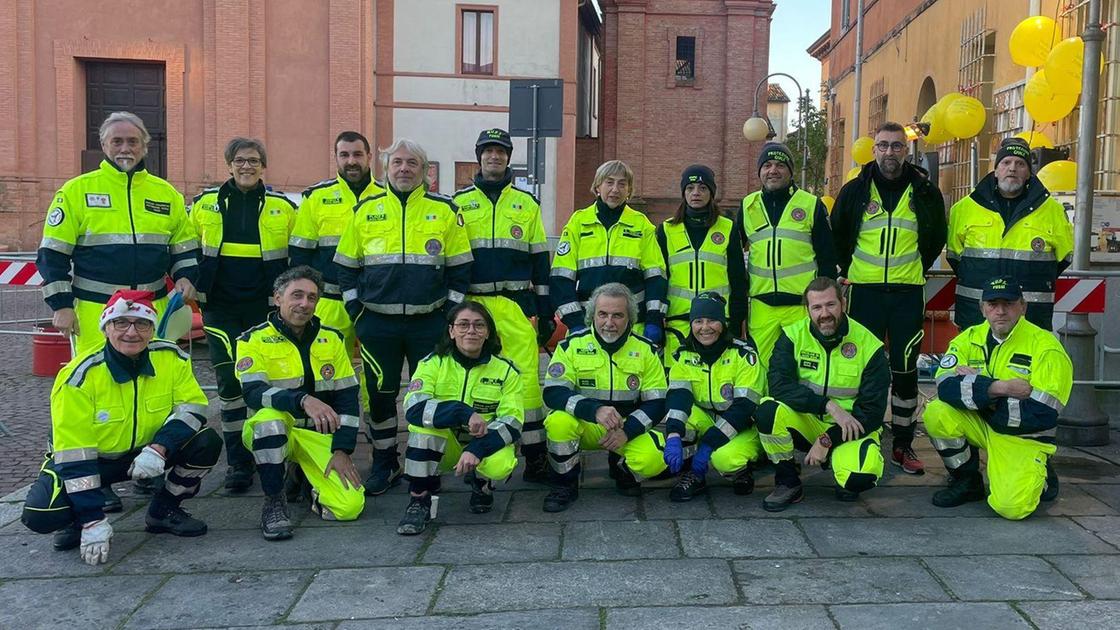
597, 0, 775, 220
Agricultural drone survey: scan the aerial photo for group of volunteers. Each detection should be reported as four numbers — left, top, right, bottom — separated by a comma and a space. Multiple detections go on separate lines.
21, 110, 1075, 567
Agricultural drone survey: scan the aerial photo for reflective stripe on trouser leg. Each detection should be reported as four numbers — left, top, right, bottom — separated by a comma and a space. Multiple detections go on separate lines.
922, 400, 980, 472
288, 426, 365, 521
359, 342, 400, 455
220, 397, 252, 467
544, 411, 584, 485
756, 400, 813, 463
890, 328, 923, 428
403, 427, 450, 494
242, 411, 291, 496
162, 427, 222, 498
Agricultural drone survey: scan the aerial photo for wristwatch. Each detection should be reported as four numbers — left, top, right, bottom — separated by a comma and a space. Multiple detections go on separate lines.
818, 433, 833, 449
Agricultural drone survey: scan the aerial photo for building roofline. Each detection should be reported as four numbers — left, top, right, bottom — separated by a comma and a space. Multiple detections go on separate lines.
807, 29, 830, 60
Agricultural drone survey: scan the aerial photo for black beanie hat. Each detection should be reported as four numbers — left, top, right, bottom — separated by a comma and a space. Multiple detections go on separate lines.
757, 142, 795, 176
680, 164, 717, 198
995, 138, 1033, 174
475, 128, 514, 163
689, 292, 728, 325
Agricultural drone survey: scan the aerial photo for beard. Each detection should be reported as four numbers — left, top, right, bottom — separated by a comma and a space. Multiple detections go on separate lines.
997, 177, 1025, 196
878, 157, 901, 177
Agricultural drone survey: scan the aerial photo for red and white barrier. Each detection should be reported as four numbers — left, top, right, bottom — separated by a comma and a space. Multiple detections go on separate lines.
0, 260, 42, 286
924, 277, 1106, 314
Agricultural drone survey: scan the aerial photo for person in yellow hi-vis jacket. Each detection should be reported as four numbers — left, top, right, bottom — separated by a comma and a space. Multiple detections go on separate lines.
550, 160, 668, 344
926, 276, 1071, 520
191, 137, 297, 493
397, 301, 523, 535
453, 128, 551, 484
334, 138, 473, 496
236, 266, 364, 541
36, 111, 199, 353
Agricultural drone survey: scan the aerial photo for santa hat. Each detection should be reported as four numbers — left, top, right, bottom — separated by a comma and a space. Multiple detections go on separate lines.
100, 290, 158, 331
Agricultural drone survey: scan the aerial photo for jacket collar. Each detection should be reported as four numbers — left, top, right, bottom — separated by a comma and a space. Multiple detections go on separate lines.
104, 342, 156, 384
99, 158, 148, 183
269, 310, 320, 347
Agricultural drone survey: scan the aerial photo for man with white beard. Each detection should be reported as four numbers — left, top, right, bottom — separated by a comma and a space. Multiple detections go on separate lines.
946, 138, 1073, 330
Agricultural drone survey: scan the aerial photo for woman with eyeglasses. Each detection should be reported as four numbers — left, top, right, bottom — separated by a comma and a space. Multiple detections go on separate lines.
190, 137, 297, 493
396, 301, 523, 535
659, 292, 766, 502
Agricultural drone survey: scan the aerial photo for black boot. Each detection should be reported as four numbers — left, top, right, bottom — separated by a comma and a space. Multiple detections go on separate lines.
397, 494, 432, 535
609, 452, 641, 497
521, 452, 550, 484
542, 485, 579, 512
146, 495, 207, 537
224, 462, 256, 493
52, 522, 80, 551
932, 470, 985, 508
260, 494, 293, 541
102, 486, 123, 513
1041, 460, 1060, 502
364, 452, 402, 496
732, 465, 756, 496
669, 471, 707, 502
466, 471, 495, 514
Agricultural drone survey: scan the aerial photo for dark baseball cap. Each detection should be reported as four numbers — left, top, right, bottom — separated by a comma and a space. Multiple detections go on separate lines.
981, 276, 1024, 302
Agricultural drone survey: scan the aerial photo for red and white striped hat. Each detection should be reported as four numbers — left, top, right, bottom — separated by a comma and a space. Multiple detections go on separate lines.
100, 290, 158, 331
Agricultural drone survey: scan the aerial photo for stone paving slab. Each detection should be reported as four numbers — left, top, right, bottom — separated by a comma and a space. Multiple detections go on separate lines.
830, 602, 1032, 629
112, 496, 276, 532
124, 570, 312, 629
1071, 516, 1120, 549
639, 489, 716, 520
432, 559, 737, 613
337, 608, 601, 630
1045, 554, 1120, 599
504, 488, 640, 522
677, 518, 815, 558
1049, 450, 1120, 485
1017, 600, 1120, 628
0, 501, 21, 529
561, 519, 678, 561
710, 484, 874, 518
605, 604, 835, 629
923, 555, 1083, 601
287, 567, 445, 622
0, 575, 160, 628
860, 484, 1116, 518
1079, 483, 1120, 512
421, 522, 561, 564
0, 531, 149, 578
733, 557, 949, 604
800, 517, 1119, 557
109, 525, 425, 574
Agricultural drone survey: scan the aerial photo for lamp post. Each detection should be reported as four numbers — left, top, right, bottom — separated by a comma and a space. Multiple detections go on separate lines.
743, 72, 807, 189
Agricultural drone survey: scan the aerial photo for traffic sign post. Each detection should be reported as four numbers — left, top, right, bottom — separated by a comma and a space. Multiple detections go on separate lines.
509, 78, 563, 199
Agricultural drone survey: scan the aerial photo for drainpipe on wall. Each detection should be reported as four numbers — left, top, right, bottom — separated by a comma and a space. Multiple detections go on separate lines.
850, 0, 865, 166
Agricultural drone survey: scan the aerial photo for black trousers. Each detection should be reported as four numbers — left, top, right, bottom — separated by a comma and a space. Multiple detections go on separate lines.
22, 428, 222, 533
847, 284, 924, 443
202, 300, 271, 467
355, 310, 445, 470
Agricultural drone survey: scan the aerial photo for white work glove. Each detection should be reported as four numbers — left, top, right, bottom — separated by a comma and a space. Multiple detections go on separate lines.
128, 445, 166, 480
79, 518, 113, 566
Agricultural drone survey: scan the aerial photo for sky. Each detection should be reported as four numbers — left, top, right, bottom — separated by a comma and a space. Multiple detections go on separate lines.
768, 0, 833, 124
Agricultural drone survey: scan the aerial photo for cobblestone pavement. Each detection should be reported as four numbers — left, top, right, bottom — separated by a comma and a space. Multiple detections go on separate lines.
3, 299, 1120, 627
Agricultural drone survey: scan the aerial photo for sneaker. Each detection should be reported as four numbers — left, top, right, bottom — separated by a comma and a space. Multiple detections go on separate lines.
260, 494, 293, 541
762, 483, 804, 512
102, 486, 123, 513
669, 471, 708, 502
52, 523, 80, 551
891, 446, 926, 475
363, 465, 402, 497
1041, 461, 1060, 502
542, 486, 579, 512
932, 472, 984, 508
466, 472, 494, 514
397, 495, 432, 535
224, 463, 256, 493
835, 487, 860, 502
284, 462, 310, 503
732, 467, 756, 496
132, 475, 160, 495
145, 503, 208, 537
522, 453, 550, 484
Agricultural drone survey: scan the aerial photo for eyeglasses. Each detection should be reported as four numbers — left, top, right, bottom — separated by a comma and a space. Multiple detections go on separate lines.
110, 318, 153, 332
452, 321, 488, 332
231, 157, 262, 167
874, 141, 907, 153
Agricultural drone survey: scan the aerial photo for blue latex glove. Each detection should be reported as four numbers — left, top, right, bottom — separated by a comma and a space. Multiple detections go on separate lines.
692, 443, 714, 476
643, 323, 663, 344
663, 435, 684, 474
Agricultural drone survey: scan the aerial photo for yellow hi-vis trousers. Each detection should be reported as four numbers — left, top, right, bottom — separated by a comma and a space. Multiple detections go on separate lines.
660, 405, 766, 475
314, 296, 370, 415
757, 400, 884, 491
748, 301, 804, 367
544, 410, 665, 481
403, 425, 518, 487
471, 295, 545, 446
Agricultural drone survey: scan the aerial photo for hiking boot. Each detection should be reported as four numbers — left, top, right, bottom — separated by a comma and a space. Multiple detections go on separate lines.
260, 494, 293, 541
52, 523, 80, 551
891, 446, 926, 475
466, 472, 495, 514
542, 486, 579, 512
1041, 461, 1060, 502
932, 471, 985, 508
132, 475, 160, 495
762, 483, 804, 512
669, 471, 707, 503
145, 503, 207, 537
284, 462, 311, 503
835, 487, 860, 502
363, 464, 402, 496
522, 453, 550, 484
224, 463, 255, 493
732, 466, 756, 496
396, 495, 432, 535
102, 486, 123, 513
610, 459, 642, 497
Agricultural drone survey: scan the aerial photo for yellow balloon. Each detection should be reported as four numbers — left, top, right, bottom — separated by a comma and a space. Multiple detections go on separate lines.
1044, 37, 1085, 95
1009, 16, 1058, 67
851, 136, 875, 165
821, 195, 836, 214
920, 105, 953, 145
1023, 70, 1078, 123
1014, 130, 1055, 149
845, 166, 861, 183
943, 95, 987, 139
1036, 160, 1077, 191
936, 92, 964, 111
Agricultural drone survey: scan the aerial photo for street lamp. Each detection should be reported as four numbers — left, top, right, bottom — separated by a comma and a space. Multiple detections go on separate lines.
743, 72, 808, 189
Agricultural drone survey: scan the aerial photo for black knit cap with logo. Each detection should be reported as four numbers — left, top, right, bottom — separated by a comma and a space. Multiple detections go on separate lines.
995, 137, 1033, 174
475, 128, 514, 163
680, 164, 717, 198
689, 291, 728, 325
757, 142, 795, 176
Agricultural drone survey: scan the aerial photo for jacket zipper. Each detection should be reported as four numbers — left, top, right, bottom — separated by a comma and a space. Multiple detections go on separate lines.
822, 343, 833, 400
460, 364, 472, 402
126, 171, 138, 287
400, 192, 408, 315
130, 379, 139, 450
883, 212, 893, 284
